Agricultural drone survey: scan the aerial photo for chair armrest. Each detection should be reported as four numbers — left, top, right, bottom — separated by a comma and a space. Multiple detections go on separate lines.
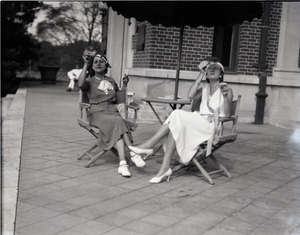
79, 102, 90, 109
78, 102, 91, 128
77, 119, 91, 128
218, 116, 236, 122
126, 102, 140, 110
214, 133, 238, 143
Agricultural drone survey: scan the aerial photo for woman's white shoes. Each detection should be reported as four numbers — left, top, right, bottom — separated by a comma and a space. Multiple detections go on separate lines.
149, 169, 172, 184
118, 160, 131, 177
118, 157, 172, 183
130, 152, 146, 167
129, 146, 154, 156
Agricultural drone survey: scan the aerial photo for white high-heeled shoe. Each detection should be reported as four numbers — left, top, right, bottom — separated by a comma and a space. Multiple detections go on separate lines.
129, 146, 154, 157
149, 169, 172, 184
130, 152, 146, 168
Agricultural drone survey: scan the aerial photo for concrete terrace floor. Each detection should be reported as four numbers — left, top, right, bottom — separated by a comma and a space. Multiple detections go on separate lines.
2, 81, 300, 235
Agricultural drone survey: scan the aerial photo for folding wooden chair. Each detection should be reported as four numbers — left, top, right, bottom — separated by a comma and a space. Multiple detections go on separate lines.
77, 75, 140, 168
173, 93, 242, 185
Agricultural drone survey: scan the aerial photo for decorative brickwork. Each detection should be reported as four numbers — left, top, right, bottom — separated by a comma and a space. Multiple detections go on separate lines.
132, 2, 282, 77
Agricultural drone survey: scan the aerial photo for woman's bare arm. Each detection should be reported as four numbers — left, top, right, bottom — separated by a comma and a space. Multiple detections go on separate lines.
221, 86, 233, 117
188, 71, 205, 99
78, 55, 89, 88
188, 60, 210, 100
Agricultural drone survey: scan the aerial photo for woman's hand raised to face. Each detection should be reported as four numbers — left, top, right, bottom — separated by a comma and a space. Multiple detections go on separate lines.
82, 54, 89, 64
198, 60, 210, 73
82, 48, 96, 64
220, 83, 229, 96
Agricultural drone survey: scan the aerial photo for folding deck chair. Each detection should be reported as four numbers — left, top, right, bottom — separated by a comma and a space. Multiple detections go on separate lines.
173, 92, 241, 185
77, 75, 140, 168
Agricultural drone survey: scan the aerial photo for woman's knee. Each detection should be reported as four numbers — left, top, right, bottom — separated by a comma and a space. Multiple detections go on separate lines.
168, 109, 182, 120
172, 109, 183, 116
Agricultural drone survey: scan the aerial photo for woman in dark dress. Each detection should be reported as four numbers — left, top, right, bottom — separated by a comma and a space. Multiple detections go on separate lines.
78, 52, 145, 177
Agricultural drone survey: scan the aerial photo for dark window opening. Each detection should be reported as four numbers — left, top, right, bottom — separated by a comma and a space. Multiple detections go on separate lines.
136, 24, 146, 51
213, 25, 239, 73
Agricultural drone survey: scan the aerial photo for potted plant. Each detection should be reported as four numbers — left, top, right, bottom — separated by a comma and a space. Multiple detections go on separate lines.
38, 52, 61, 84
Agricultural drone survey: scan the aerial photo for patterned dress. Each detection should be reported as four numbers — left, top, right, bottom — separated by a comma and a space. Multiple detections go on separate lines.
80, 76, 132, 151
164, 83, 225, 165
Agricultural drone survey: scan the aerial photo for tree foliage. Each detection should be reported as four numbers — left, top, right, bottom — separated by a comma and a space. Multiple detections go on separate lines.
38, 40, 101, 71
37, 2, 105, 45
2, 1, 42, 65
1, 1, 43, 96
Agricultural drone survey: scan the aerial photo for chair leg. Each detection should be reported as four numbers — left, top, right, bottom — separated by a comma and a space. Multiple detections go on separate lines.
85, 150, 106, 168
108, 147, 132, 165
77, 143, 98, 160
192, 158, 215, 185
209, 155, 232, 179
172, 163, 185, 172
110, 147, 119, 157
126, 156, 133, 166
108, 147, 133, 166
79, 143, 135, 168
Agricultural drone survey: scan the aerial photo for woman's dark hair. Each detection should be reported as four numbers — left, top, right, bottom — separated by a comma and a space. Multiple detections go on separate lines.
201, 56, 219, 73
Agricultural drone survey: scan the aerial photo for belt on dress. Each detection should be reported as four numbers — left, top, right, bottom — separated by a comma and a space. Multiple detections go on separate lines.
90, 101, 114, 106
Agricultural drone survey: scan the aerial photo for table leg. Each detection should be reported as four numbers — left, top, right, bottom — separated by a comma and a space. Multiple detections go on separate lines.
147, 101, 163, 124
169, 103, 186, 110
179, 104, 185, 109
169, 103, 176, 110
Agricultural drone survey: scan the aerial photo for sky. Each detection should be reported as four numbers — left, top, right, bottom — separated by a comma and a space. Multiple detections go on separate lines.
27, 11, 45, 35
27, 2, 59, 35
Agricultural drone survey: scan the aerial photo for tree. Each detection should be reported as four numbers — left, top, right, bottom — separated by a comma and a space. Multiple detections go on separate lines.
37, 2, 106, 46
1, 1, 43, 96
37, 40, 101, 71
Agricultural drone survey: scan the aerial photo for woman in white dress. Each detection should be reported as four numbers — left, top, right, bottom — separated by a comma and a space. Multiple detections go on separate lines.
129, 60, 233, 183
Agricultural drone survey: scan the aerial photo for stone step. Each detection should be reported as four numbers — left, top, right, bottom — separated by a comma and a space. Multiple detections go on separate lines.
1, 95, 14, 121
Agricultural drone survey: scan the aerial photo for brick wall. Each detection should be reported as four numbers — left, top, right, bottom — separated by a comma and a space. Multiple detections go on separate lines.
132, 2, 282, 77
133, 23, 214, 71
267, 1, 282, 74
